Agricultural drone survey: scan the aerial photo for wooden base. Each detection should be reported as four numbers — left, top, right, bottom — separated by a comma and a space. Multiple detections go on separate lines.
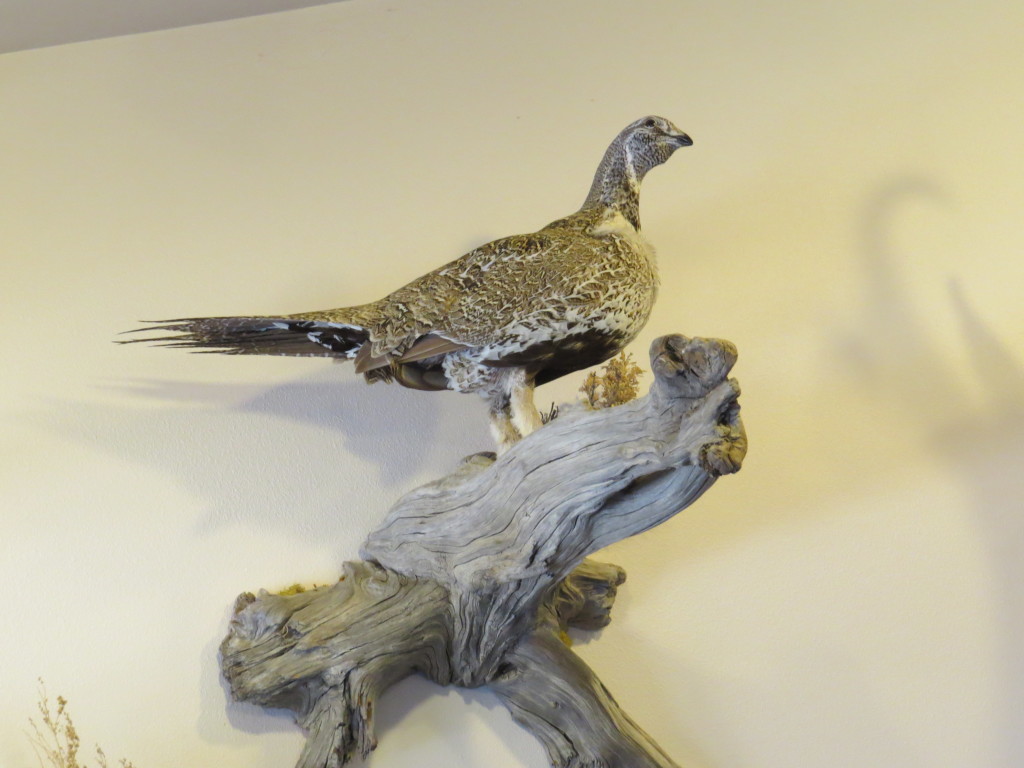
220, 335, 747, 768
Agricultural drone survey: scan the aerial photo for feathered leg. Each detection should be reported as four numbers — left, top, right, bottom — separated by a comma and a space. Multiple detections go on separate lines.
508, 368, 542, 439
488, 393, 521, 454
485, 368, 543, 453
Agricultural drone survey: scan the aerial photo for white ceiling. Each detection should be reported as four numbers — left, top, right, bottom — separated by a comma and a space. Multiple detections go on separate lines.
0, 0, 348, 54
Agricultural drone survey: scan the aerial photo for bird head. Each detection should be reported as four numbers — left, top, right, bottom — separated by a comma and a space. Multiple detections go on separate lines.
621, 115, 692, 175
583, 115, 693, 216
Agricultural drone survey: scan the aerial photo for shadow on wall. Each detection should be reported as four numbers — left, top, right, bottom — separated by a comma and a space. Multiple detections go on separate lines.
585, 175, 1024, 766
839, 176, 1024, 765
40, 364, 490, 545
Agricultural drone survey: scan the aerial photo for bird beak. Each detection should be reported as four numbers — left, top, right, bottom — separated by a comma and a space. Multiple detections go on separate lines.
673, 132, 693, 147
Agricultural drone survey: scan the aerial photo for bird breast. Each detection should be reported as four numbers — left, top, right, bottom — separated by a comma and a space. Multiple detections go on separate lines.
587, 210, 660, 332
589, 210, 658, 273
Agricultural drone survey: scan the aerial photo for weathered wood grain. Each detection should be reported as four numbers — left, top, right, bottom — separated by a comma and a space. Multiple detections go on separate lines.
220, 334, 746, 768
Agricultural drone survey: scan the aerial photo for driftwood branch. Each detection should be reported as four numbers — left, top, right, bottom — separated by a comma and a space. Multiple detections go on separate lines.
220, 334, 746, 768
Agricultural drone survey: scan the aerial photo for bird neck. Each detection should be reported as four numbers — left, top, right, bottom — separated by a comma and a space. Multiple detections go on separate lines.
582, 141, 643, 230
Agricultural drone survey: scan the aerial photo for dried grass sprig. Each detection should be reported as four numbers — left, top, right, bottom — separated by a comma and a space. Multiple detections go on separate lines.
579, 352, 645, 409
28, 681, 136, 768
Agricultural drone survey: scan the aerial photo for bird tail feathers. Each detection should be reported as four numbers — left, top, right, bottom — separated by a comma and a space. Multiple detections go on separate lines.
120, 315, 370, 358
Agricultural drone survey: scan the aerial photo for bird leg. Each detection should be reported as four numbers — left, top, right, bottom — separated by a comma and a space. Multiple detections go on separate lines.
509, 369, 543, 439
488, 400, 521, 454
486, 369, 543, 454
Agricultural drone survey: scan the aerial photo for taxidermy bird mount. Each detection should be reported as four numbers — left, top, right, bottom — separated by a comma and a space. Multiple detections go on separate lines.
123, 117, 747, 767
124, 116, 692, 451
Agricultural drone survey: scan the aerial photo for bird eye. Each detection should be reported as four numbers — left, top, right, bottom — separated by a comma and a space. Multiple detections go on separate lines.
644, 118, 657, 128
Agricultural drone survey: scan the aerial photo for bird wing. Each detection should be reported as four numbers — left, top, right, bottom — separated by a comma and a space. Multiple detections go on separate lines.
347, 232, 574, 359
429, 214, 657, 373
435, 228, 625, 342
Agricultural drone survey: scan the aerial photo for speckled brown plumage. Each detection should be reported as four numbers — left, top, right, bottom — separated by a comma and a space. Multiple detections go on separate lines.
126, 116, 692, 450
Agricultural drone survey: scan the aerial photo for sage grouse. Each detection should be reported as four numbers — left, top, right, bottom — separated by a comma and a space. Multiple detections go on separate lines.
129, 116, 692, 450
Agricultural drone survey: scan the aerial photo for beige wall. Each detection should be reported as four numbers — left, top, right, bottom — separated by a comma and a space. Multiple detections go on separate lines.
3, 1, 1023, 766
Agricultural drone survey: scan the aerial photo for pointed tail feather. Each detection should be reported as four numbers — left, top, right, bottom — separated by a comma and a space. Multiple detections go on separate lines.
119, 316, 370, 358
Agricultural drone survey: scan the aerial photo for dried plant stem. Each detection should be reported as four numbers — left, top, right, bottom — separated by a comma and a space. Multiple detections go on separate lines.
28, 682, 136, 768
580, 351, 646, 409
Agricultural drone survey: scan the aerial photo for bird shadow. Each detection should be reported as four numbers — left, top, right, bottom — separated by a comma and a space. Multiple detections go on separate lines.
834, 175, 1024, 765
34, 364, 490, 546
583, 174, 1024, 765
115, 367, 483, 477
